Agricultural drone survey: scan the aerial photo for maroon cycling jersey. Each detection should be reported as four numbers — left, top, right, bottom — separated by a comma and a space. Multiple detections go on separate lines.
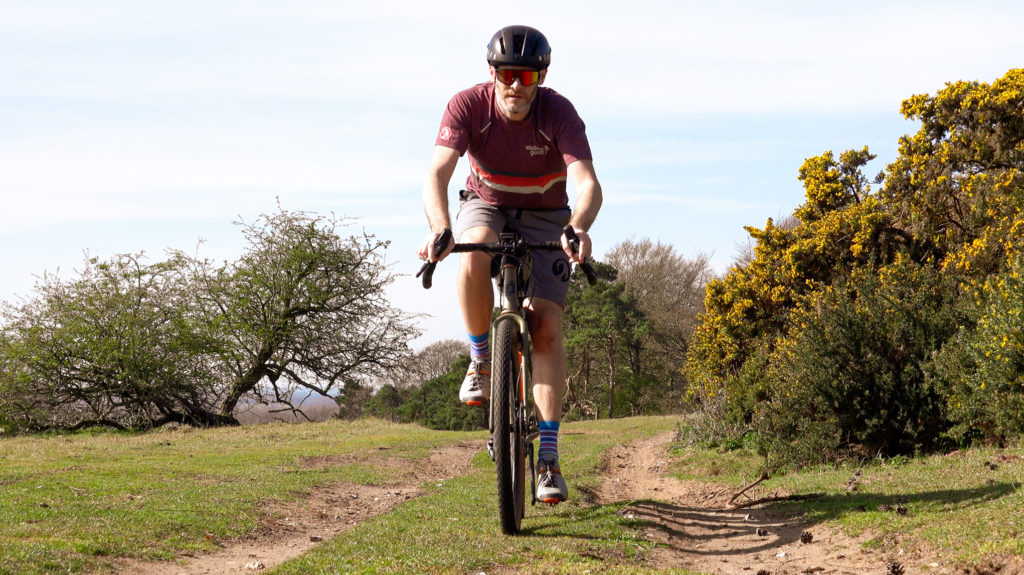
435, 82, 592, 210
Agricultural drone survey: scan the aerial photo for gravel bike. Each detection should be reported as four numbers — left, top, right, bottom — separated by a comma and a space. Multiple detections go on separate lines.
418, 226, 595, 534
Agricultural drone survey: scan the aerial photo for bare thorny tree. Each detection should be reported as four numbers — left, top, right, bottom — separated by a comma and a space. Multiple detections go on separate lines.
605, 238, 713, 372
185, 209, 418, 422
0, 207, 419, 430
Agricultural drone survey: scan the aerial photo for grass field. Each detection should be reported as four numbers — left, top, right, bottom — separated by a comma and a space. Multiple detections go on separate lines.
0, 416, 1022, 574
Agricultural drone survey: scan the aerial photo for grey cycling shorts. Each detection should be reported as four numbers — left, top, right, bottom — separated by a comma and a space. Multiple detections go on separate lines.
454, 191, 573, 308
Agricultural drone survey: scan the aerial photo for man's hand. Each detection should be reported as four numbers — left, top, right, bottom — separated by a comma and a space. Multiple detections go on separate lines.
418, 228, 454, 263
561, 226, 592, 264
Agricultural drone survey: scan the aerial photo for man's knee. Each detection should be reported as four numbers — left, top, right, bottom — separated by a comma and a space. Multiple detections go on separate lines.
526, 301, 564, 354
457, 226, 497, 279
460, 251, 493, 278
458, 225, 497, 244
533, 330, 563, 354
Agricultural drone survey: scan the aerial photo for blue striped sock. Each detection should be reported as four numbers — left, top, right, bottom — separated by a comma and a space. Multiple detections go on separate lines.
468, 332, 489, 360
538, 420, 559, 462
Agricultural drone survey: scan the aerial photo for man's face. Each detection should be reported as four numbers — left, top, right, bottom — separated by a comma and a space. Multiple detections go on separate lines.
491, 66, 546, 121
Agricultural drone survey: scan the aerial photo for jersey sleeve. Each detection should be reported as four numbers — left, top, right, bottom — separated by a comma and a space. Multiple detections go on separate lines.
548, 93, 592, 166
435, 90, 474, 154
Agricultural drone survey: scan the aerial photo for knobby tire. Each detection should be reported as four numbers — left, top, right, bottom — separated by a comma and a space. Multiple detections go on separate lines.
492, 320, 525, 535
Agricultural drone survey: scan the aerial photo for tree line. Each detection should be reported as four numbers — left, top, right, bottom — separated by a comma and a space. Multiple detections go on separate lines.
361, 244, 713, 430
6, 69, 1020, 464
0, 200, 710, 433
684, 68, 1024, 468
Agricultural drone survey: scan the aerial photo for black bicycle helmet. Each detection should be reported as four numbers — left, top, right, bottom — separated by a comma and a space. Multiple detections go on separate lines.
486, 25, 551, 70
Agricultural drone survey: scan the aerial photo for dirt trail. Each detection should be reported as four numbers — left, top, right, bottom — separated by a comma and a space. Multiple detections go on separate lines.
597, 432, 891, 574
112, 441, 484, 575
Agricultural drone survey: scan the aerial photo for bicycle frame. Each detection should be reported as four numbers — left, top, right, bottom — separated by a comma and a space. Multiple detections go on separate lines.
416, 225, 595, 533
484, 235, 541, 507
492, 242, 532, 398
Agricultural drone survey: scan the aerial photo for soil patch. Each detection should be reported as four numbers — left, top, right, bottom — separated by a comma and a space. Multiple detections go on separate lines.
598, 432, 924, 574
112, 440, 484, 574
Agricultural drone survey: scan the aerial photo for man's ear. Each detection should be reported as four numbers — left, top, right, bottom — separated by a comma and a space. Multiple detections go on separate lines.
489, 66, 496, 82
539, 69, 548, 85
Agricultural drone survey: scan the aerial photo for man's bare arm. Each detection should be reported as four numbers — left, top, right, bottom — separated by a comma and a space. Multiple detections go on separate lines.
563, 159, 603, 261
418, 145, 462, 262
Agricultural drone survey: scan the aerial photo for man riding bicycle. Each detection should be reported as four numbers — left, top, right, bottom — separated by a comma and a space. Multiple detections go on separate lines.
417, 25, 603, 504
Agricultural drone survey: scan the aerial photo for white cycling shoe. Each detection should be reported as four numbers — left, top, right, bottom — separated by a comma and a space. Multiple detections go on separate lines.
536, 456, 568, 504
459, 358, 491, 405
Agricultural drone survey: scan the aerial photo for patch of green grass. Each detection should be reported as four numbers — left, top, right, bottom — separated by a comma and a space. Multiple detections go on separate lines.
667, 441, 763, 486
0, 419, 478, 575
790, 448, 1024, 564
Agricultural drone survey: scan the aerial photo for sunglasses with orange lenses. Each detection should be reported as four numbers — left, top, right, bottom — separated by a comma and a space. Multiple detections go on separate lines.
494, 68, 541, 86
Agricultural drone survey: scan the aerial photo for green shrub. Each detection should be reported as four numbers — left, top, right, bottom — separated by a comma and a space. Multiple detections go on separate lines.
756, 257, 962, 467
672, 394, 750, 451
364, 384, 408, 422
724, 338, 774, 425
397, 356, 486, 431
928, 252, 1024, 445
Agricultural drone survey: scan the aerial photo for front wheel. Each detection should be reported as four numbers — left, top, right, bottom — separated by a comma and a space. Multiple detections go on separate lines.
492, 319, 525, 535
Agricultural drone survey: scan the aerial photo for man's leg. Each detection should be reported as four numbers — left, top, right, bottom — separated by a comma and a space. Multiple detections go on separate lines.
457, 225, 498, 404
526, 297, 569, 503
525, 297, 567, 423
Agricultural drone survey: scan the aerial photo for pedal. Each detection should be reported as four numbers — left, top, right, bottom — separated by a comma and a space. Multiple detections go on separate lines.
486, 438, 495, 461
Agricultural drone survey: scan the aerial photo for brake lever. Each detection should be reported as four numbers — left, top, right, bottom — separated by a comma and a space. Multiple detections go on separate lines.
417, 228, 453, 289
561, 226, 597, 285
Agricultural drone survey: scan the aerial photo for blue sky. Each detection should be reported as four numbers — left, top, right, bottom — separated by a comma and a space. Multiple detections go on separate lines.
2, 0, 1022, 348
